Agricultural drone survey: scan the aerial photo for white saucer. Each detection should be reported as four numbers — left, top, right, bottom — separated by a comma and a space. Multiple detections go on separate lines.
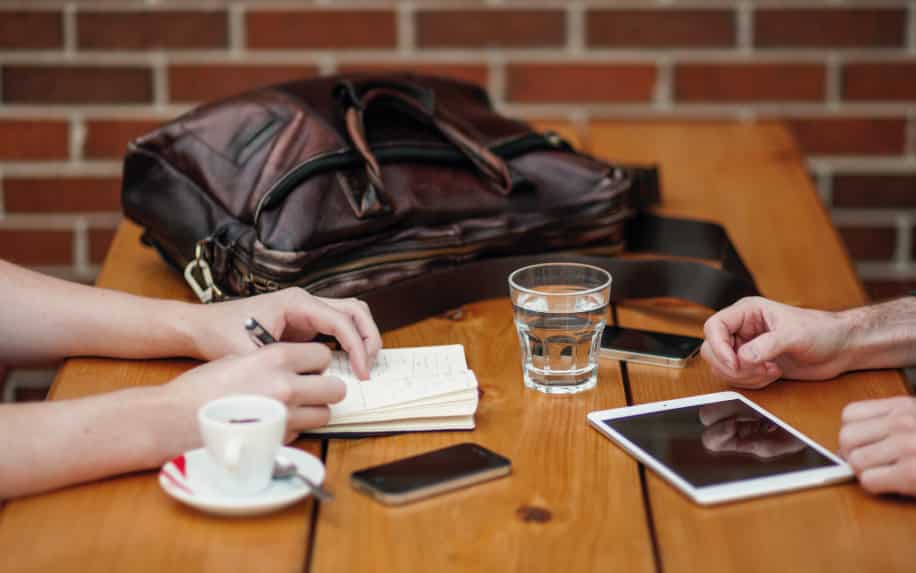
159, 446, 325, 517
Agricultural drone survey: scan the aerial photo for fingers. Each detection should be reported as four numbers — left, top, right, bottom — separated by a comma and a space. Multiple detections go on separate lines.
319, 296, 383, 366
839, 398, 916, 497
842, 396, 915, 423
846, 435, 914, 472
838, 416, 890, 458
703, 314, 740, 371
738, 331, 791, 365
859, 459, 916, 497
286, 298, 372, 380
257, 342, 332, 375
286, 375, 347, 407
287, 405, 332, 432
703, 345, 782, 389
702, 298, 784, 388
281, 374, 346, 432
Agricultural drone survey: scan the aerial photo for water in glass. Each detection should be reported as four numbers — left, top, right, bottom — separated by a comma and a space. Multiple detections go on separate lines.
513, 285, 608, 393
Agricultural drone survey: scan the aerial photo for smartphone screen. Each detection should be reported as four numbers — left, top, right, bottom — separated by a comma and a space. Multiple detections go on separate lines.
600, 326, 703, 362
351, 443, 511, 504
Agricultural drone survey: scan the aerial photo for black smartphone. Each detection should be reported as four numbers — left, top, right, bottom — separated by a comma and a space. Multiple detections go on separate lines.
351, 443, 512, 505
600, 325, 703, 368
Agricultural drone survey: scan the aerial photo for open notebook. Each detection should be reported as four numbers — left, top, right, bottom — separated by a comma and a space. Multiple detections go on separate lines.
306, 344, 479, 435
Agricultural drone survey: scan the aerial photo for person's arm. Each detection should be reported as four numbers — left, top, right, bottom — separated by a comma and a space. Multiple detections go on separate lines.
0, 260, 381, 378
700, 296, 916, 389
0, 260, 194, 364
0, 343, 343, 499
838, 298, 916, 372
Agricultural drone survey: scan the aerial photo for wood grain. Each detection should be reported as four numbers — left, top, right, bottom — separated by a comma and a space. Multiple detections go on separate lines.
590, 121, 915, 573
310, 300, 654, 573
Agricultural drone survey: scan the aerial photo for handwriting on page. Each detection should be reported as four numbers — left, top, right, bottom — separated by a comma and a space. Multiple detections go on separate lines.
326, 345, 468, 382
330, 372, 476, 417
325, 345, 473, 418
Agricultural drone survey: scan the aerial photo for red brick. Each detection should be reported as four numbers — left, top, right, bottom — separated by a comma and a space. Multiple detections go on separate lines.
843, 62, 916, 102
837, 227, 896, 260
2, 66, 153, 104
675, 63, 825, 102
89, 227, 118, 263
338, 63, 489, 88
833, 174, 916, 208
247, 10, 396, 49
0, 11, 63, 49
864, 280, 916, 301
0, 230, 72, 266
755, 9, 905, 48
77, 11, 227, 50
587, 9, 735, 48
84, 119, 165, 159
786, 118, 906, 156
506, 63, 656, 103
168, 64, 317, 103
0, 119, 69, 160
3, 177, 122, 213
416, 10, 564, 48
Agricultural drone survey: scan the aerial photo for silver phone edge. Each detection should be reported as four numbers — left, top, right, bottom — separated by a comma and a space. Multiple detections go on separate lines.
351, 465, 512, 506
599, 346, 700, 368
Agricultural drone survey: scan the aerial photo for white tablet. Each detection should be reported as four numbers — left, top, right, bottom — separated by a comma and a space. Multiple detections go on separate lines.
587, 391, 853, 505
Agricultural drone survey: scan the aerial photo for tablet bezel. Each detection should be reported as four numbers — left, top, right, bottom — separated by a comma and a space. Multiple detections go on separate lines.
587, 391, 854, 505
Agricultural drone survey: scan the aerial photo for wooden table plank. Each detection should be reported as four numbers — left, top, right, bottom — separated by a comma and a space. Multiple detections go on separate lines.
589, 121, 865, 310
310, 301, 655, 573
0, 222, 321, 573
589, 121, 916, 573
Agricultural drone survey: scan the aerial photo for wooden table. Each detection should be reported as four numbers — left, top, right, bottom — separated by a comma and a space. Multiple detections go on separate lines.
1, 122, 913, 573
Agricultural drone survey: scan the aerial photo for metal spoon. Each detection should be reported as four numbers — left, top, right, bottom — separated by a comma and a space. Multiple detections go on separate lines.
273, 455, 334, 502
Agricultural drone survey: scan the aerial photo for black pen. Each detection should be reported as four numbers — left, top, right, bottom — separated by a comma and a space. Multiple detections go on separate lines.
245, 317, 277, 347
246, 316, 340, 348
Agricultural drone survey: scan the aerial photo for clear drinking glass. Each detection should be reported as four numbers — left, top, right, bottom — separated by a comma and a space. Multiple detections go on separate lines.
509, 263, 612, 394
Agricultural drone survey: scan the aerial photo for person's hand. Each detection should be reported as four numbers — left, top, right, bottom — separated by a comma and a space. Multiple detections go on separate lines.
699, 401, 805, 459
183, 288, 382, 380
157, 342, 346, 453
839, 396, 916, 497
700, 296, 852, 389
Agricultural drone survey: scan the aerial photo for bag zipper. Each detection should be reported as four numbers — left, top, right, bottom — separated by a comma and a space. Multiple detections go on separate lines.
240, 204, 631, 295
252, 131, 569, 225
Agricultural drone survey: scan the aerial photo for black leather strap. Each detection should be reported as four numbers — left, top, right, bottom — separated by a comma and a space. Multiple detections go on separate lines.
360, 228, 759, 333
625, 213, 755, 284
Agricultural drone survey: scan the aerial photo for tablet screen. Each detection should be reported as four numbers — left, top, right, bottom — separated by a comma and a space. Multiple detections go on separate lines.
603, 398, 838, 487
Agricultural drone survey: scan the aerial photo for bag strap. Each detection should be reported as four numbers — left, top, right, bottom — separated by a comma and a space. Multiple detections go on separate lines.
626, 213, 755, 285
359, 215, 759, 333
335, 79, 513, 195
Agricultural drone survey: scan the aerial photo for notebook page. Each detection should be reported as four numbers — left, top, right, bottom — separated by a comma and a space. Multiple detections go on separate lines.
330, 370, 477, 418
328, 398, 479, 425
326, 345, 468, 383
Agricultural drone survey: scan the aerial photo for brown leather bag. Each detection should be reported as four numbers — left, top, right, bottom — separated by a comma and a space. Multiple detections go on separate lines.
122, 74, 757, 330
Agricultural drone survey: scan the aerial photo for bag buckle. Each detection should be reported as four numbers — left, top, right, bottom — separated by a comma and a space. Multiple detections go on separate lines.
183, 241, 224, 303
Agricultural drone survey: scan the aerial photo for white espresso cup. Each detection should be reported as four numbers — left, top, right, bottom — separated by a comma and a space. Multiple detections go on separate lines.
197, 395, 287, 497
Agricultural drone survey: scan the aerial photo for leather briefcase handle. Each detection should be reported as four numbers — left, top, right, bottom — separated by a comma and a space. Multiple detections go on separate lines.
336, 80, 513, 195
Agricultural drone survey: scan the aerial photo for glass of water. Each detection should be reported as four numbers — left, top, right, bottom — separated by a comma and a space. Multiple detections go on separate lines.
509, 263, 611, 394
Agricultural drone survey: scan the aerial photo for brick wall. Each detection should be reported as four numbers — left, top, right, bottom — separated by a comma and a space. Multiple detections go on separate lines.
0, 0, 914, 299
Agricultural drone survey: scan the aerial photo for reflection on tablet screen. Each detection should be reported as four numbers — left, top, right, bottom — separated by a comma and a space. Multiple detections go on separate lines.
604, 399, 838, 487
